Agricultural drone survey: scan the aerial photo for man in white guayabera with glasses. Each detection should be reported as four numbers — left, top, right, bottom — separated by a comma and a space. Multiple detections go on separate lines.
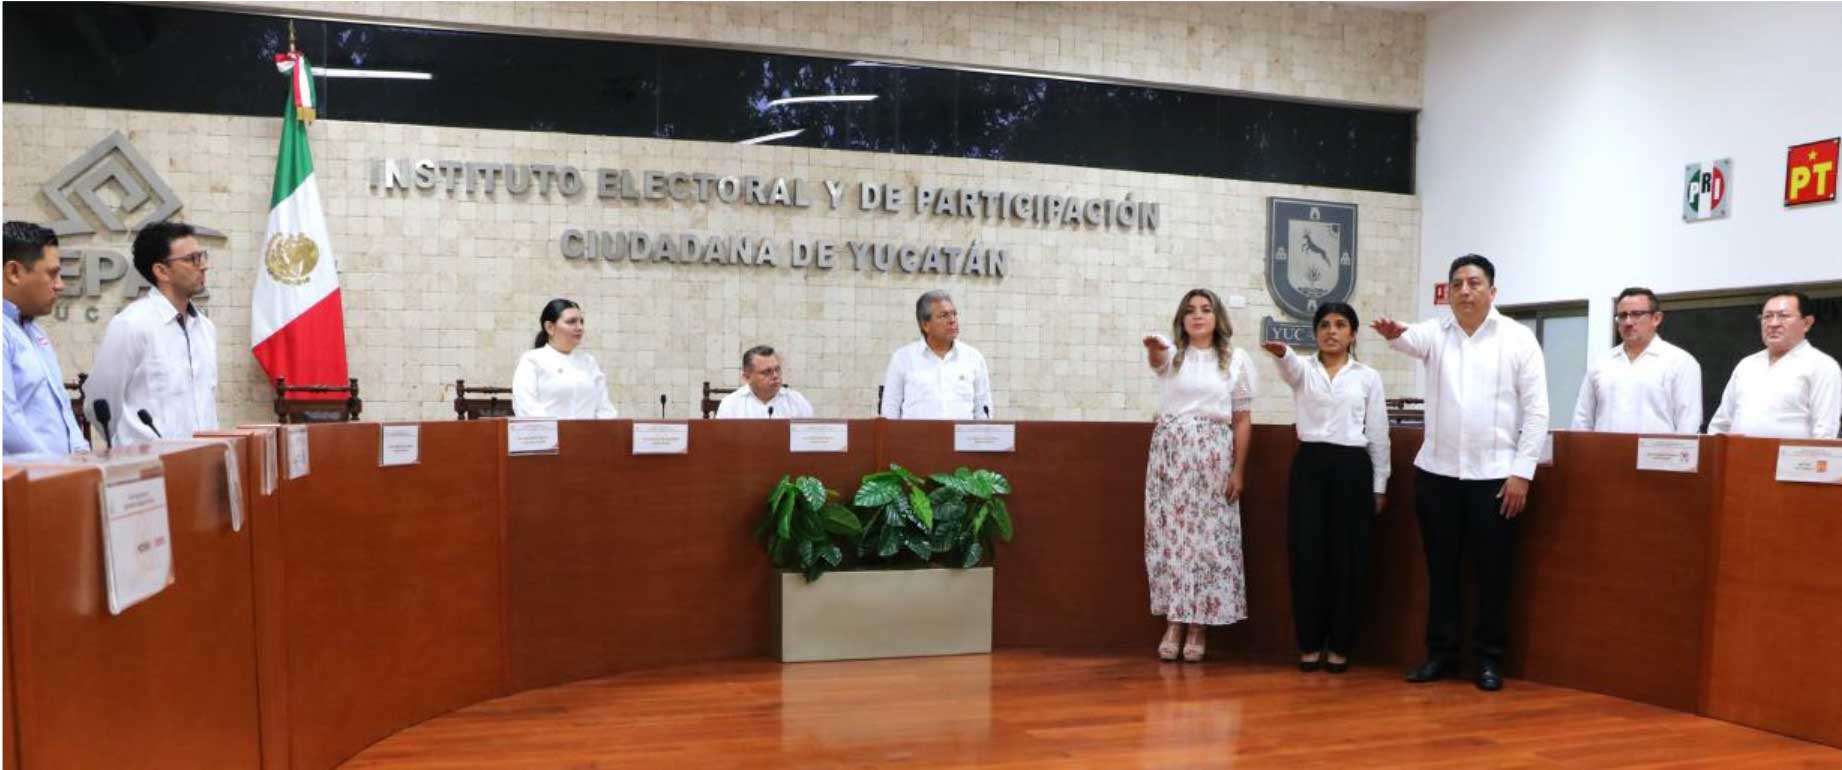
85, 220, 220, 447
1709, 289, 1841, 440
1572, 286, 1702, 434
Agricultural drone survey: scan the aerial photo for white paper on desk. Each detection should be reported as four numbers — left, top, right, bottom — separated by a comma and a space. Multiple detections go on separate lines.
1538, 432, 1555, 466
379, 424, 421, 467
790, 422, 849, 453
261, 429, 279, 495
955, 423, 1016, 453
1636, 437, 1699, 473
100, 471, 175, 614
285, 425, 311, 479
633, 422, 690, 455
218, 441, 245, 531
1774, 444, 1842, 485
507, 419, 559, 455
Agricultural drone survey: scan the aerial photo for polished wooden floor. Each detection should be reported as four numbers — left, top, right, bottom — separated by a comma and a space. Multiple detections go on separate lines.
341, 651, 1842, 769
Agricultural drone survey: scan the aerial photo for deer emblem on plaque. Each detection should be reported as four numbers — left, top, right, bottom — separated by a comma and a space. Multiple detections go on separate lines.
1263, 198, 1358, 347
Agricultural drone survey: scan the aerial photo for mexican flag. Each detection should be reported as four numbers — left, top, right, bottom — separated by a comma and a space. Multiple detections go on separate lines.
251, 51, 348, 392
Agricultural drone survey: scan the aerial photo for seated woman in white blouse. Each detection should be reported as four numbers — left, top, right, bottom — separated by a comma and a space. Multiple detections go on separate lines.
512, 298, 618, 418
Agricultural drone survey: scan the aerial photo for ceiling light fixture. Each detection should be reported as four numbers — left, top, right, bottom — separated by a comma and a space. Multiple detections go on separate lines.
766, 94, 878, 107
738, 128, 805, 145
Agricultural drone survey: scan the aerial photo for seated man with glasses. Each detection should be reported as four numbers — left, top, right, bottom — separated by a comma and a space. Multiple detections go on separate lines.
85, 220, 220, 446
1708, 290, 1841, 440
714, 345, 813, 419
1572, 287, 1703, 433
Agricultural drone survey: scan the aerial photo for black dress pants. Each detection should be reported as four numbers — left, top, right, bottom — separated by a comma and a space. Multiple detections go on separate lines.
1414, 468, 1518, 665
1287, 442, 1375, 656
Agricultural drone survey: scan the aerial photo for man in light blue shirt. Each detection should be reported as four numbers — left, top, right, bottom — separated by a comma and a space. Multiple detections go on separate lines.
4, 221, 90, 457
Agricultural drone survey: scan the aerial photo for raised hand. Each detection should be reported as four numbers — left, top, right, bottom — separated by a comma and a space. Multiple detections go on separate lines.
1371, 317, 1409, 340
1259, 341, 1288, 358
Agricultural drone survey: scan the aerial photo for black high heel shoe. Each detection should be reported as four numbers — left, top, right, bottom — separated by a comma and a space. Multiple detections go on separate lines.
1299, 653, 1322, 672
1325, 658, 1350, 674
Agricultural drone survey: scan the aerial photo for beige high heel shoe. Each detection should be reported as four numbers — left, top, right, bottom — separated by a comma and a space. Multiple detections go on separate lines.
1157, 623, 1182, 661
1182, 626, 1206, 662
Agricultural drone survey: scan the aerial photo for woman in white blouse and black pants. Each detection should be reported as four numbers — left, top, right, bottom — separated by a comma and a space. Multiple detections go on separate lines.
1261, 301, 1390, 674
512, 298, 618, 419
1141, 288, 1256, 663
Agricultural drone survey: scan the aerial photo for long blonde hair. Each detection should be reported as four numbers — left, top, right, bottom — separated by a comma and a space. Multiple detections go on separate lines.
1169, 288, 1233, 374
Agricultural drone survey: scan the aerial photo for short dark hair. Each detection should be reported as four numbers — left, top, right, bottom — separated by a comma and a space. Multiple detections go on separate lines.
3, 221, 59, 267
131, 220, 196, 283
1448, 253, 1495, 285
742, 345, 776, 372
1763, 289, 1814, 318
1615, 287, 1661, 313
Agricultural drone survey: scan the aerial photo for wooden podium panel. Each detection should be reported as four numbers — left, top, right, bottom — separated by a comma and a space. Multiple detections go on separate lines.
1507, 432, 1719, 711
8, 422, 1842, 767
502, 419, 878, 692
271, 422, 504, 770
199, 429, 291, 770
1, 446, 260, 770
4, 469, 23, 770
1703, 437, 1842, 747
880, 420, 1163, 650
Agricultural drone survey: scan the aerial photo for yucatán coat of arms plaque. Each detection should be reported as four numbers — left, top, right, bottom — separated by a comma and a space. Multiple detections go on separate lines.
1263, 197, 1358, 347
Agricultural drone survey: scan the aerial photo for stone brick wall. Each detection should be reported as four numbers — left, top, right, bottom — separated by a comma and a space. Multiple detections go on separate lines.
2, 2, 1424, 426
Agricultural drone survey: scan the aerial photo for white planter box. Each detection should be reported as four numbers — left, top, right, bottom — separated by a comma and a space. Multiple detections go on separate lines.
775, 567, 993, 663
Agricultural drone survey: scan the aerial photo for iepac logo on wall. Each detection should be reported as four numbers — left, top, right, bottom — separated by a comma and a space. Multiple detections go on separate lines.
1785, 137, 1839, 207
37, 131, 222, 320
1262, 197, 1359, 346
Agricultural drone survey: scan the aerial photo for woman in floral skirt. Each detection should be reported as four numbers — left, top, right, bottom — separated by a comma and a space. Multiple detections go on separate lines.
1140, 288, 1255, 662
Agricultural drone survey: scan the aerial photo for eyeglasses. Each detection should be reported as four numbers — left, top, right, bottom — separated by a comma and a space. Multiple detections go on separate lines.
164, 250, 209, 267
1758, 311, 1800, 323
1613, 311, 1656, 322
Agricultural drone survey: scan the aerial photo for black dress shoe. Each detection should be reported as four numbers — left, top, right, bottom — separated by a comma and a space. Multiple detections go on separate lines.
1326, 659, 1350, 674
1476, 661, 1503, 692
1404, 659, 1453, 683
1299, 658, 1322, 672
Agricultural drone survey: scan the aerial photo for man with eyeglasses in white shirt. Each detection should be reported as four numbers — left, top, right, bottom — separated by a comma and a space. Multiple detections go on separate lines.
1572, 287, 1703, 434
1372, 253, 1548, 693
715, 345, 813, 419
880, 289, 992, 420
1708, 290, 1841, 440
85, 221, 219, 446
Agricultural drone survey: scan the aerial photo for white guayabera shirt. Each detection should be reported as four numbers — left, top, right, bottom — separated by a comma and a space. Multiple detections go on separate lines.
880, 339, 992, 419
85, 293, 220, 447
1388, 308, 1549, 481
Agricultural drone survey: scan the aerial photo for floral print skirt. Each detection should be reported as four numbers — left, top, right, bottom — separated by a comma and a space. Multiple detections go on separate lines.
1144, 413, 1247, 626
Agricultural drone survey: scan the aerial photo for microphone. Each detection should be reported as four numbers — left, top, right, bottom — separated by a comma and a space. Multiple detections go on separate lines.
768, 406, 775, 419
137, 409, 164, 438
659, 393, 667, 419
983, 405, 991, 420
94, 399, 114, 449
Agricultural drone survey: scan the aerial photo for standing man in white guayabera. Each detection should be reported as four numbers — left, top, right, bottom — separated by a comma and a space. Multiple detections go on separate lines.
85, 221, 219, 446
1708, 290, 1841, 439
1371, 253, 1548, 694
251, 46, 350, 402
1572, 287, 1703, 434
880, 289, 993, 419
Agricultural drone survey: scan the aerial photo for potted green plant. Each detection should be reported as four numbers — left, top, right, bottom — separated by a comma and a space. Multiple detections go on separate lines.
756, 475, 862, 582
763, 464, 1015, 662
